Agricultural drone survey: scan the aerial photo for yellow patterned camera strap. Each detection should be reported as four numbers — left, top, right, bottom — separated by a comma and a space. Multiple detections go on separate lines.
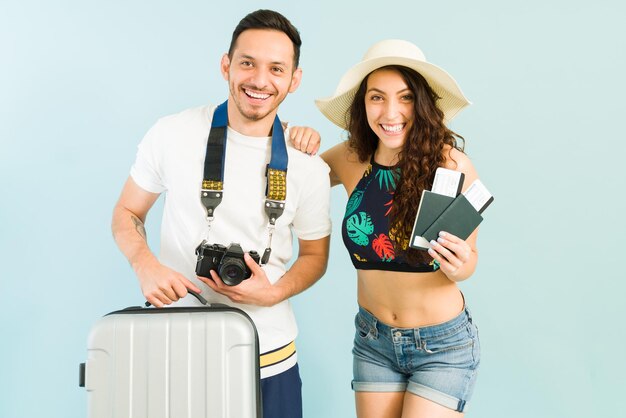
200, 100, 288, 265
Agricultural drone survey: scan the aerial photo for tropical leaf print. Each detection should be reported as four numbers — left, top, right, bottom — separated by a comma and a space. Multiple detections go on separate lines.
353, 253, 368, 262
430, 259, 441, 271
383, 193, 394, 217
346, 212, 374, 246
389, 223, 410, 250
345, 190, 364, 218
364, 164, 372, 177
372, 234, 395, 261
375, 169, 397, 191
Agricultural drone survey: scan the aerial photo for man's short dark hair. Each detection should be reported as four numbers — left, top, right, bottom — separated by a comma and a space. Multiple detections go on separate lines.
228, 9, 302, 69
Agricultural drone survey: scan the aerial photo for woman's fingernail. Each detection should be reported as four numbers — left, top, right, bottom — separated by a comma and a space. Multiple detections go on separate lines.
439, 231, 447, 237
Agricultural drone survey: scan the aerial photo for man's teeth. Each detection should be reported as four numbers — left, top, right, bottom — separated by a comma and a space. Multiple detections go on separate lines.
245, 90, 270, 99
381, 124, 404, 132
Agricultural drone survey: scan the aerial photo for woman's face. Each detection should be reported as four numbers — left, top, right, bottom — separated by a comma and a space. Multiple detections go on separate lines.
364, 68, 415, 153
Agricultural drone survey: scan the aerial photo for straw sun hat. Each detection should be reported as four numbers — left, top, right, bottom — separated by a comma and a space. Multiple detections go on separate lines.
315, 39, 471, 129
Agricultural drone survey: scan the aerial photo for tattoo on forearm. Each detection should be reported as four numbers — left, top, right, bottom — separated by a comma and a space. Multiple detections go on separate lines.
131, 215, 147, 240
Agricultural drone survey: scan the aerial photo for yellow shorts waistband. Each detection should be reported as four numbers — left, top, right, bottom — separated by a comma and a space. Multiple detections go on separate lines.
260, 341, 296, 369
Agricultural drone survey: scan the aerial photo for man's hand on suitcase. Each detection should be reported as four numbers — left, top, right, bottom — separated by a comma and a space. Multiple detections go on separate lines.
198, 253, 280, 307
137, 259, 202, 307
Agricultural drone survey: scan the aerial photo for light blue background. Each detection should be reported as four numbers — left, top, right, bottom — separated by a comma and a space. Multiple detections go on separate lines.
1, 1, 625, 417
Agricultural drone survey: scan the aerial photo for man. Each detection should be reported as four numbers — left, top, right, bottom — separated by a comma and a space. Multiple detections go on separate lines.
111, 9, 331, 418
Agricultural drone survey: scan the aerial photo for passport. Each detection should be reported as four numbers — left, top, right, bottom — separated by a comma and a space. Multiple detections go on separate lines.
410, 179, 493, 250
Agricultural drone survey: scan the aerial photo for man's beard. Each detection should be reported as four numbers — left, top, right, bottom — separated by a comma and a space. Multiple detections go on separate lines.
230, 83, 285, 122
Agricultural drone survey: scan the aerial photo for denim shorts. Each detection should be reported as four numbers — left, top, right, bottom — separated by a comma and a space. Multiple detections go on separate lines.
352, 305, 480, 412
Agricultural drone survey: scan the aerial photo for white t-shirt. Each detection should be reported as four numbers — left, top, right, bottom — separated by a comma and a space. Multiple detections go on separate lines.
130, 104, 332, 378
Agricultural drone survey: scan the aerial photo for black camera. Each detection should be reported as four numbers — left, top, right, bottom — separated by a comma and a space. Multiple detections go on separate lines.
195, 241, 261, 286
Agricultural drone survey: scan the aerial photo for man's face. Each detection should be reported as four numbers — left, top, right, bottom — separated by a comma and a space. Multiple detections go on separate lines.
221, 29, 302, 127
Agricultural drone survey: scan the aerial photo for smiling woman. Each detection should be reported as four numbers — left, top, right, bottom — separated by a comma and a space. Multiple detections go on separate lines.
363, 70, 416, 157
317, 40, 480, 418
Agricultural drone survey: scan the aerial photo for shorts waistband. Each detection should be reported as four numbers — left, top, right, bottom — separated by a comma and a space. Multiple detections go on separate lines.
357, 305, 474, 340
260, 341, 296, 369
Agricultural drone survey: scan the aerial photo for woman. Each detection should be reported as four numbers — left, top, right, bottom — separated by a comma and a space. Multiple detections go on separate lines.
316, 40, 481, 417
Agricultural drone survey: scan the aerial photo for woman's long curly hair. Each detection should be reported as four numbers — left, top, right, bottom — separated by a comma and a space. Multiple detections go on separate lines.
346, 65, 465, 263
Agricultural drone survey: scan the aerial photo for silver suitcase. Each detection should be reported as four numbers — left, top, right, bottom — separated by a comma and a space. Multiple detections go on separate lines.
79, 299, 261, 418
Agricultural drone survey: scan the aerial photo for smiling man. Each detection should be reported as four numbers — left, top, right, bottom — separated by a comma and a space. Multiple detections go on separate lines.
111, 9, 331, 418
224, 28, 300, 128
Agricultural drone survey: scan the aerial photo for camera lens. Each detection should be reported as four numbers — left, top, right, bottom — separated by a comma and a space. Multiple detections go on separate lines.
219, 258, 246, 286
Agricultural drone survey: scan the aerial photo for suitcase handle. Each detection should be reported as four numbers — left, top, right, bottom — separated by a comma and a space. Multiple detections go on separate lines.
186, 288, 208, 305
144, 288, 208, 307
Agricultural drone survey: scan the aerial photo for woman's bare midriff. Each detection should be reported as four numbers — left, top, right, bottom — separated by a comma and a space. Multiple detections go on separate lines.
357, 269, 465, 328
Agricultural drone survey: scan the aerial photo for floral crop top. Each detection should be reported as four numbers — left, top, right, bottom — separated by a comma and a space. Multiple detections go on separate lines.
341, 158, 439, 272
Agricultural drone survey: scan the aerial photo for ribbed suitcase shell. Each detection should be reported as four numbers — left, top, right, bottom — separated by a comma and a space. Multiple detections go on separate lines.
81, 306, 261, 418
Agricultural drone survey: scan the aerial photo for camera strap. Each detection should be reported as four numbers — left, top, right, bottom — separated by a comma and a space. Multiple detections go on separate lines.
200, 100, 288, 265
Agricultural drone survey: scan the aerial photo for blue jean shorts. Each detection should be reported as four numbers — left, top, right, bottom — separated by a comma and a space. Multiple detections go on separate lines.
352, 305, 480, 412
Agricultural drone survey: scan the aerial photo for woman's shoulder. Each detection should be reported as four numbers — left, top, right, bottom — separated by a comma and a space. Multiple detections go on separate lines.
321, 141, 370, 189
442, 146, 478, 190
322, 141, 367, 169
441, 145, 470, 169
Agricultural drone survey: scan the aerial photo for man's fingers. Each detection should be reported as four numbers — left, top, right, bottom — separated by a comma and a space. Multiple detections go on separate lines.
181, 276, 202, 294
148, 291, 173, 307
209, 270, 226, 287
244, 253, 263, 276
171, 280, 190, 299
159, 285, 179, 302
146, 294, 164, 308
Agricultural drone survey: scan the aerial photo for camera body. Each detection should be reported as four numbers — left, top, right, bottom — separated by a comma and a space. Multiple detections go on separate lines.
195, 241, 261, 286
